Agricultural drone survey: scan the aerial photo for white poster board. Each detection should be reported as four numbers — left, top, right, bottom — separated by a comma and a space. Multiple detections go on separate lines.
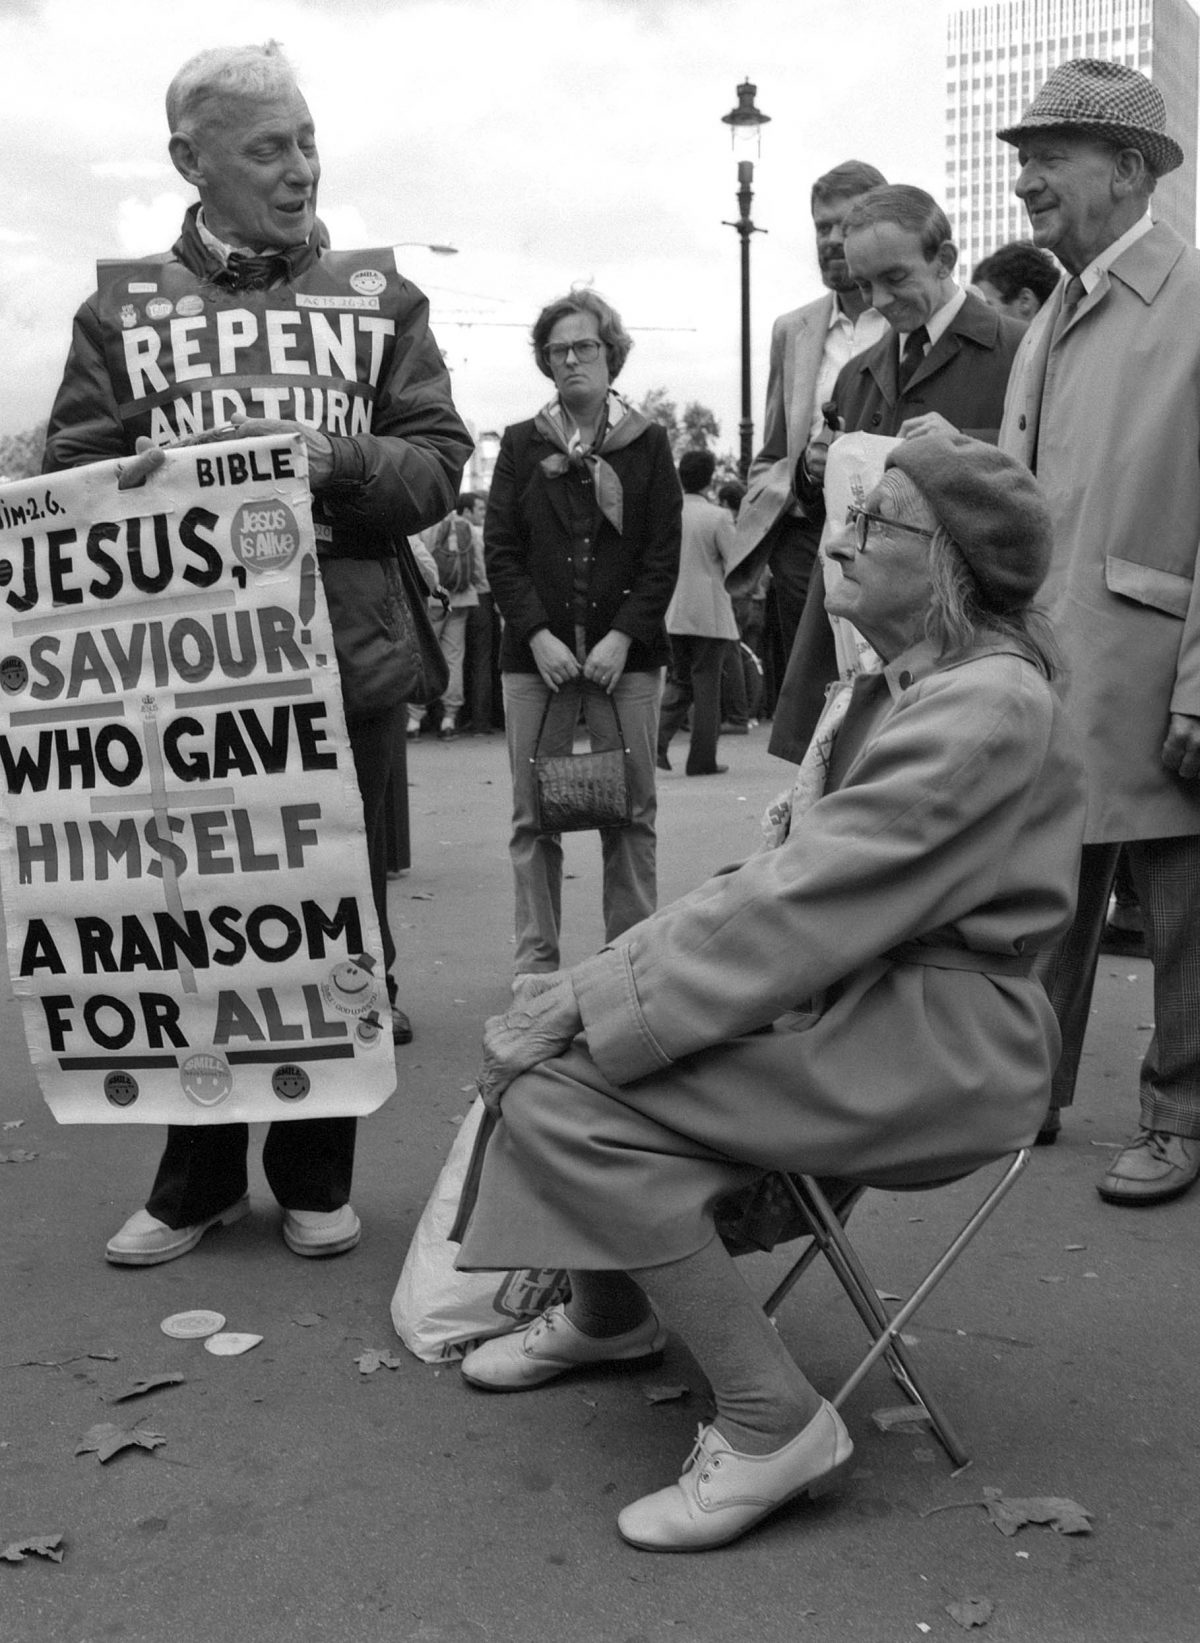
819, 431, 900, 680
0, 436, 396, 1124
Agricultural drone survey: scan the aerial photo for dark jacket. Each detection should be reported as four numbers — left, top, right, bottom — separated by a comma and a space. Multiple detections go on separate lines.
40, 206, 472, 721
771, 291, 1026, 764
42, 206, 472, 550
485, 415, 681, 674
830, 289, 1024, 446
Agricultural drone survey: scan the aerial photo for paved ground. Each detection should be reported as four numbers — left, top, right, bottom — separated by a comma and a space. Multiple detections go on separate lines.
3, 726, 1198, 1643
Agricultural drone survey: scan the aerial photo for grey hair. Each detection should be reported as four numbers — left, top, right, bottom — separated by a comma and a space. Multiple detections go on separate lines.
925, 525, 1061, 680
882, 471, 1060, 679
166, 42, 297, 137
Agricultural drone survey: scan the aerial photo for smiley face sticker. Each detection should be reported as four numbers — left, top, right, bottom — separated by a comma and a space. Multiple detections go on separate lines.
0, 654, 28, 694
319, 953, 383, 1019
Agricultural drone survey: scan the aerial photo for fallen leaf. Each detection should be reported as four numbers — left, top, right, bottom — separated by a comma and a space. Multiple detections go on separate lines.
14, 1351, 119, 1370
75, 1422, 166, 1463
107, 1372, 185, 1403
410, 892, 434, 901
1038, 1275, 1065, 1284
946, 1597, 994, 1629
291, 1313, 323, 1328
642, 1382, 690, 1405
355, 1348, 406, 1374
875, 1288, 903, 1302
983, 1494, 1093, 1537
1, 1534, 64, 1564
0, 1149, 37, 1163
1065, 1244, 1086, 1252
2, 1119, 24, 1129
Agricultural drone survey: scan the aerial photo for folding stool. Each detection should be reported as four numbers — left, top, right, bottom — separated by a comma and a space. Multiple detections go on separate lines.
760, 1149, 1031, 1469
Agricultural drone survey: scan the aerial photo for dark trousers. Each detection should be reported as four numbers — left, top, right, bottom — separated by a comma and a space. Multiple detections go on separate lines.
461, 592, 497, 731
146, 705, 403, 1225
385, 728, 411, 877
657, 635, 726, 774
761, 517, 821, 719
721, 640, 763, 727
1038, 836, 1200, 1137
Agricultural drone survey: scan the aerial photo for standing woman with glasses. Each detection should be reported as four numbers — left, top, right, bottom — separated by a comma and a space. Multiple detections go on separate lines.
485, 290, 682, 985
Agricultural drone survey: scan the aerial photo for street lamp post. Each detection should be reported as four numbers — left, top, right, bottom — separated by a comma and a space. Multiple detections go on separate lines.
721, 80, 770, 481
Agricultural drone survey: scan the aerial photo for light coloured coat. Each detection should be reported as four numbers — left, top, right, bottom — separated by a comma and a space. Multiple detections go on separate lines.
456, 642, 1085, 1271
1000, 221, 1200, 843
725, 293, 835, 591
665, 493, 739, 640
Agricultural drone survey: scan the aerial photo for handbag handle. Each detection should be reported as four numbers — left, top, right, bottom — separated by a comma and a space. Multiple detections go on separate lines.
531, 678, 629, 759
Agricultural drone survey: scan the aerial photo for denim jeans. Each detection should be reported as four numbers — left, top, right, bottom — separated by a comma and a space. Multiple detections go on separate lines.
503, 668, 662, 974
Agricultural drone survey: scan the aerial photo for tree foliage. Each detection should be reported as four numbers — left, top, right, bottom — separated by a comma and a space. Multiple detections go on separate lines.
0, 421, 47, 482
637, 388, 725, 462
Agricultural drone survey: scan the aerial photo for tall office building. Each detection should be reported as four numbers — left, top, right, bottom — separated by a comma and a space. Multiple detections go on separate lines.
946, 0, 1199, 278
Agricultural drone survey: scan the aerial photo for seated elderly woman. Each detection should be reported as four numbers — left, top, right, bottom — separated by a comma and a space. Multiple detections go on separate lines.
451, 434, 1085, 1553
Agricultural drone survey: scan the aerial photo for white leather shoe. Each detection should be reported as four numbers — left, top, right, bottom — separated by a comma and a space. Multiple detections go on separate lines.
105, 1196, 250, 1266
281, 1204, 361, 1257
461, 1303, 667, 1391
617, 1400, 853, 1552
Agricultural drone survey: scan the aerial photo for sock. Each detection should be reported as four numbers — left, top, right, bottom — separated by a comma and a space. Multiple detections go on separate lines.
564, 1269, 654, 1339
632, 1234, 823, 1455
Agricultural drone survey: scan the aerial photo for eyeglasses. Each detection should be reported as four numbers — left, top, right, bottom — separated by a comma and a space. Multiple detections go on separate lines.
544, 339, 604, 366
845, 503, 935, 554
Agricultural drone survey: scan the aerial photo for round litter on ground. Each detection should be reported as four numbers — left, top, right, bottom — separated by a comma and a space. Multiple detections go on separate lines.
204, 1332, 263, 1356
160, 1310, 226, 1339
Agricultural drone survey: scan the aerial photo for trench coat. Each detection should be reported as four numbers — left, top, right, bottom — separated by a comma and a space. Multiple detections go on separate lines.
999, 221, 1200, 843
455, 639, 1085, 1271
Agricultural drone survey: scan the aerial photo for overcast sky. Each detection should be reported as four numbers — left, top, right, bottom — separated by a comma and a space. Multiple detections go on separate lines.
0, 0, 1183, 461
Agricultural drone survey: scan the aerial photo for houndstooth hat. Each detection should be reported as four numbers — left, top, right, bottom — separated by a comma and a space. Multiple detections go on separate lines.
997, 58, 1183, 177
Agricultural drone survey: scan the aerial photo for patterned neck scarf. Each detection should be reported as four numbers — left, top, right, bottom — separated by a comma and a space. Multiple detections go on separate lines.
195, 209, 309, 290
534, 391, 651, 534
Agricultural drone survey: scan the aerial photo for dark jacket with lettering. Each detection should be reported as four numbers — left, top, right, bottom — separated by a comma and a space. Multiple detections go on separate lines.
485, 416, 681, 675
42, 206, 472, 555
41, 207, 472, 720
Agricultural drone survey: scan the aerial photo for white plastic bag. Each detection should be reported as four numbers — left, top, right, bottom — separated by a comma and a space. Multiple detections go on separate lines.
390, 1098, 569, 1363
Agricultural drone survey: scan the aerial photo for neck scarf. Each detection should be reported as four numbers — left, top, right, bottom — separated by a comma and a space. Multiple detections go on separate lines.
195, 209, 309, 290
534, 391, 651, 534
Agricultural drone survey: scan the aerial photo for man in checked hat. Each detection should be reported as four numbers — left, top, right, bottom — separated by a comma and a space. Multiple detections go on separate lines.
998, 59, 1200, 1205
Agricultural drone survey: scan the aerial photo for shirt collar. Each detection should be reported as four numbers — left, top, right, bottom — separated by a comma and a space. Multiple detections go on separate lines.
1078, 208, 1155, 293
899, 282, 965, 351
195, 209, 257, 264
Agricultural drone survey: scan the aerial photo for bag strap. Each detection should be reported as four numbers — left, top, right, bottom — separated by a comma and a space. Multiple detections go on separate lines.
531, 679, 628, 759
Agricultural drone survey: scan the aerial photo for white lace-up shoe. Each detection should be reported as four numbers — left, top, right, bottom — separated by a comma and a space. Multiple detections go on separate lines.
281, 1204, 361, 1257
105, 1196, 250, 1266
617, 1400, 854, 1552
460, 1303, 667, 1391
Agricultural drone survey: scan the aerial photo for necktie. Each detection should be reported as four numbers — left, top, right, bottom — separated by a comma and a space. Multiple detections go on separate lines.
1052, 275, 1085, 340
898, 325, 929, 389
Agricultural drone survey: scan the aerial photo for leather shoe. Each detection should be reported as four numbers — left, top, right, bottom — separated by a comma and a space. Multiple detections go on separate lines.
1098, 921, 1148, 958
106, 1195, 250, 1266
282, 1204, 361, 1257
391, 1003, 413, 1044
656, 751, 671, 772
1098, 1129, 1200, 1205
461, 1303, 667, 1391
1036, 1109, 1061, 1146
686, 765, 728, 777
617, 1400, 853, 1552
719, 722, 749, 735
